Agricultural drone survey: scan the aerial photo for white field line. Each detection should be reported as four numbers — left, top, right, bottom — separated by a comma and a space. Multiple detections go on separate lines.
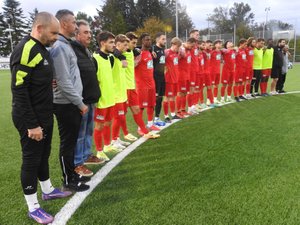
50, 91, 299, 225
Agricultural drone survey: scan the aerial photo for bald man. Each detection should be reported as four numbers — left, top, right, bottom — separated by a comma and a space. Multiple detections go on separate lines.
10, 12, 71, 224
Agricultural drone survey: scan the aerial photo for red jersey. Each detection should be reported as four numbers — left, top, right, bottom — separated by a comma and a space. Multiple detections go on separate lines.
222, 49, 236, 72
198, 51, 205, 74
210, 49, 222, 74
203, 50, 211, 74
245, 47, 254, 70
190, 45, 199, 73
178, 47, 192, 81
135, 50, 155, 89
235, 48, 247, 72
165, 49, 179, 84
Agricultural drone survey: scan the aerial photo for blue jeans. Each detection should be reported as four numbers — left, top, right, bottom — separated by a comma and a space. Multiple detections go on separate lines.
74, 104, 94, 166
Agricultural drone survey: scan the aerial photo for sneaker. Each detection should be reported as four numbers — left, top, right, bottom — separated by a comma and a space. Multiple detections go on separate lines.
143, 131, 160, 139
206, 99, 211, 106
200, 103, 207, 108
239, 95, 247, 100
124, 133, 138, 141
62, 180, 89, 192
28, 208, 54, 224
74, 173, 91, 183
235, 97, 240, 102
164, 117, 172, 123
181, 111, 192, 117
111, 140, 126, 150
75, 165, 93, 177
97, 151, 110, 162
255, 93, 261, 97
246, 94, 253, 99
147, 124, 161, 131
278, 90, 286, 94
42, 188, 72, 201
251, 94, 256, 98
104, 145, 122, 153
172, 114, 182, 120
117, 138, 131, 146
84, 155, 105, 165
154, 119, 166, 126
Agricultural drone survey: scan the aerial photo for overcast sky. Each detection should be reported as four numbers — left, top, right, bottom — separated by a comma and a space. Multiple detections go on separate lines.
1, 0, 299, 31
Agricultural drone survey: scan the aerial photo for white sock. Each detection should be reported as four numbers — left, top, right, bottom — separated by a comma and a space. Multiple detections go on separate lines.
147, 121, 153, 126
171, 112, 175, 117
24, 193, 40, 212
221, 96, 225, 101
214, 97, 218, 102
39, 179, 54, 194
165, 115, 169, 118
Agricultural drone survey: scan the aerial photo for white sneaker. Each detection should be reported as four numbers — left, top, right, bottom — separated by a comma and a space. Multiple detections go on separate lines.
206, 99, 211, 106
111, 140, 126, 150
117, 138, 131, 146
124, 133, 138, 141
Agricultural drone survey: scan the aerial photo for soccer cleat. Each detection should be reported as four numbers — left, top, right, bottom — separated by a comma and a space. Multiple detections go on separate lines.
117, 138, 131, 146
111, 140, 126, 150
42, 188, 72, 201
143, 131, 160, 139
84, 155, 105, 165
234, 97, 240, 102
154, 119, 166, 127
96, 151, 110, 162
181, 111, 192, 117
245, 94, 253, 99
124, 133, 138, 141
251, 93, 256, 98
74, 165, 93, 177
172, 114, 182, 120
206, 99, 211, 106
104, 144, 123, 153
28, 208, 54, 224
200, 103, 207, 108
164, 117, 172, 123
239, 95, 247, 100
147, 124, 161, 131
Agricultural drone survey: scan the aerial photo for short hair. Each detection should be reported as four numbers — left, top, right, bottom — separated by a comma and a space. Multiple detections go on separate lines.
55, 9, 74, 21
257, 38, 265, 43
213, 39, 222, 45
189, 29, 199, 36
206, 40, 212, 44
239, 38, 247, 45
247, 37, 256, 47
278, 39, 286, 44
224, 40, 231, 49
187, 37, 196, 44
155, 32, 165, 39
32, 12, 54, 28
139, 33, 150, 42
115, 34, 129, 43
96, 31, 115, 44
76, 19, 89, 28
126, 32, 138, 40
170, 37, 182, 46
198, 40, 205, 45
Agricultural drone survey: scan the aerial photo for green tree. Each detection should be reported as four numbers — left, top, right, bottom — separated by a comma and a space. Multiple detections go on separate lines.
76, 11, 93, 24
136, 0, 162, 24
0, 0, 27, 56
27, 8, 38, 31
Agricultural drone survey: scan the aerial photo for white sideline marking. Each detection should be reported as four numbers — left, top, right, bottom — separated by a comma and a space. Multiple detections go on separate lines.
51, 91, 300, 225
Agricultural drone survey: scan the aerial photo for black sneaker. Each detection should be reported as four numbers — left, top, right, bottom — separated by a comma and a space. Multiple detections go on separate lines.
251, 94, 256, 98
255, 93, 261, 97
172, 115, 182, 120
164, 117, 172, 123
63, 180, 89, 192
278, 90, 286, 94
74, 173, 91, 183
239, 95, 247, 100
234, 97, 240, 102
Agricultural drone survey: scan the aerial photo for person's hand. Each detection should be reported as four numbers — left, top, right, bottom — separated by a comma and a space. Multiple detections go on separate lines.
27, 126, 43, 141
80, 104, 88, 115
121, 60, 128, 68
152, 51, 157, 58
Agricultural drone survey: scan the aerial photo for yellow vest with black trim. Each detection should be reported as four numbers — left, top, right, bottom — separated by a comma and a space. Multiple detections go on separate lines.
93, 53, 116, 109
112, 56, 128, 103
123, 50, 135, 89
253, 48, 264, 70
262, 48, 274, 70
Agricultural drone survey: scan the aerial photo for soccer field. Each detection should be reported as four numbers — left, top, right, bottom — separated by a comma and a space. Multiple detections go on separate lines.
0, 65, 300, 225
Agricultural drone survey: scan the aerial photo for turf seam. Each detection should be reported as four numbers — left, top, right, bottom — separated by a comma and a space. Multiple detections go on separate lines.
50, 91, 300, 225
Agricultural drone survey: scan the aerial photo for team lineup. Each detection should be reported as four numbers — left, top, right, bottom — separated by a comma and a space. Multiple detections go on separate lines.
9, 9, 290, 225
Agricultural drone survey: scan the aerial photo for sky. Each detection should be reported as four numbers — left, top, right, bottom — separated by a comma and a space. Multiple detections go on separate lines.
1, 0, 299, 31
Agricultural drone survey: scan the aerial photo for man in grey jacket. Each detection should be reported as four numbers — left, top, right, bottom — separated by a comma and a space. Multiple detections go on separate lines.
50, 9, 89, 192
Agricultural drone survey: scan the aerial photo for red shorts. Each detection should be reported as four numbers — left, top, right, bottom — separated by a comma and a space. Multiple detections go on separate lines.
262, 69, 272, 77
114, 102, 127, 118
127, 89, 139, 107
177, 80, 190, 93
211, 72, 220, 85
221, 69, 235, 85
235, 70, 245, 83
94, 106, 114, 123
190, 71, 196, 87
165, 83, 178, 97
203, 72, 212, 87
245, 68, 253, 81
136, 88, 156, 108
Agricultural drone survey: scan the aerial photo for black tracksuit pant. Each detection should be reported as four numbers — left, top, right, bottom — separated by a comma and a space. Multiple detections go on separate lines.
276, 73, 286, 91
54, 104, 82, 185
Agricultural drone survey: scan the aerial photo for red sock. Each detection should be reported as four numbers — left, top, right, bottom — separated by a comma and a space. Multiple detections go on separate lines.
170, 100, 175, 113
181, 96, 186, 111
133, 113, 148, 134
207, 88, 214, 103
119, 115, 128, 136
147, 107, 154, 121
199, 89, 204, 103
260, 82, 264, 94
264, 82, 268, 93
176, 96, 181, 113
103, 125, 111, 146
234, 85, 239, 97
221, 86, 226, 97
163, 101, 169, 116
239, 85, 244, 96
227, 85, 233, 97
111, 119, 120, 141
214, 86, 218, 97
187, 94, 193, 107
94, 128, 103, 151
246, 83, 250, 94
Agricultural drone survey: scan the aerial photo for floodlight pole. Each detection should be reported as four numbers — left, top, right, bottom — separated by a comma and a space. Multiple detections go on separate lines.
175, 0, 179, 37
263, 7, 270, 39
293, 19, 297, 63
207, 14, 211, 40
